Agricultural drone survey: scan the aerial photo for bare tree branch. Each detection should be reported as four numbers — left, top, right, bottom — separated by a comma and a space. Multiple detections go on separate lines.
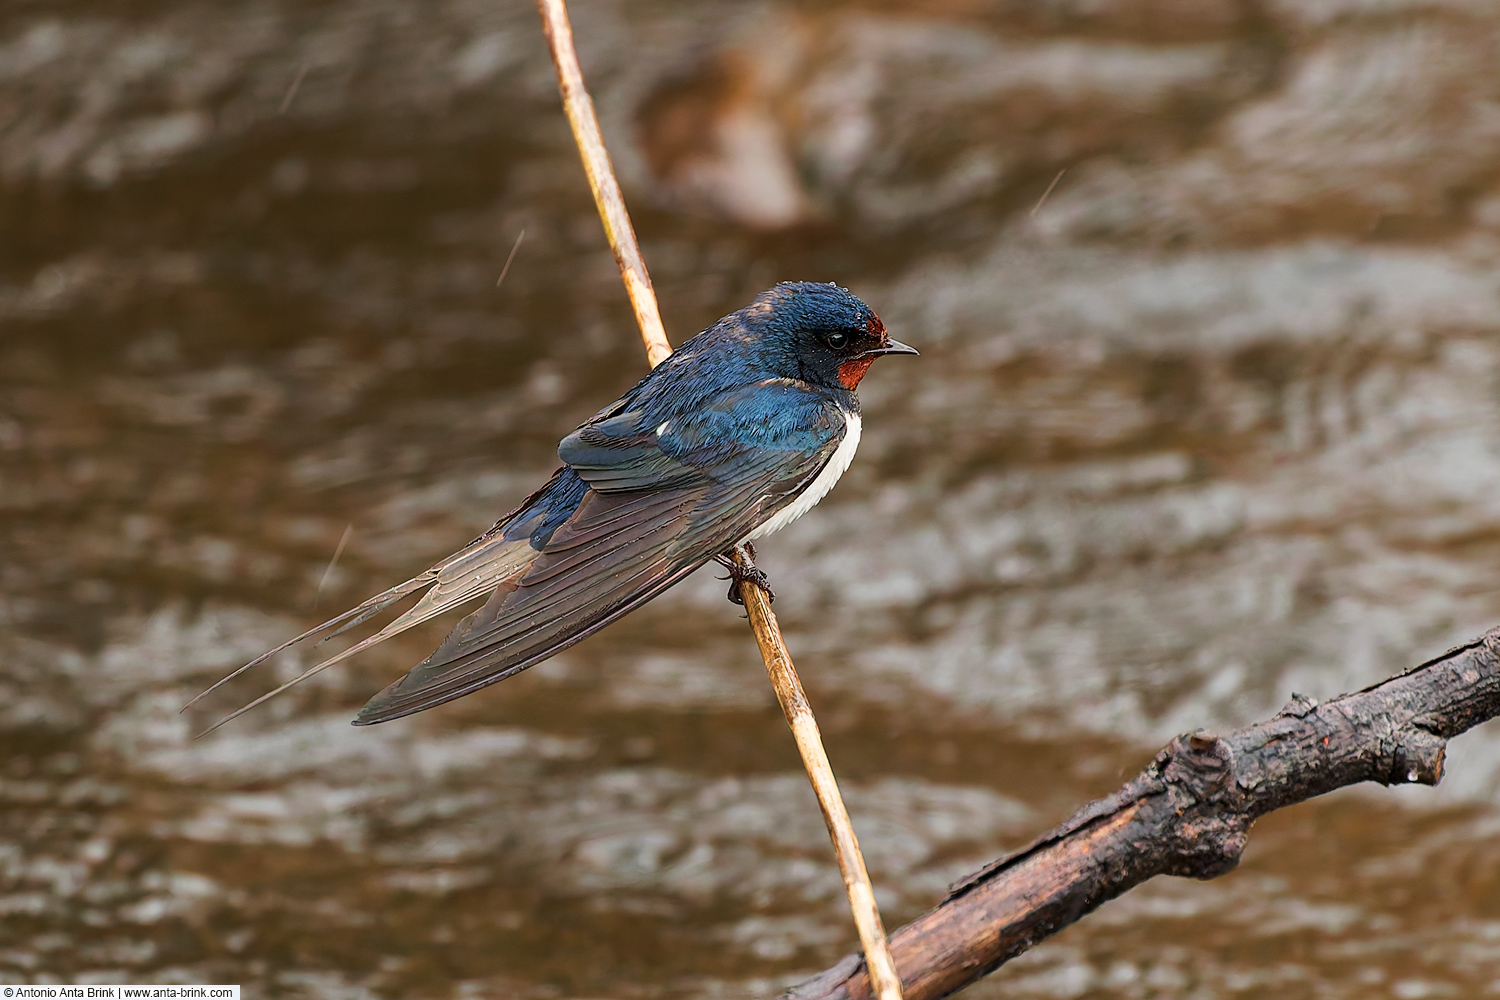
787, 628, 1500, 1000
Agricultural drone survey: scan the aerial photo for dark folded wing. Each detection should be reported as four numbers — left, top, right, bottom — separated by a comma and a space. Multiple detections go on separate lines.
354, 382, 844, 724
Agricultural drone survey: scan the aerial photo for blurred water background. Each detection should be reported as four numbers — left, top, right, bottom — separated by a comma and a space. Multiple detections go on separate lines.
7, 0, 1500, 996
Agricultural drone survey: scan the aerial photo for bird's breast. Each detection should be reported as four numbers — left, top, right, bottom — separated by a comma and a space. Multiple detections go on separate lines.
745, 411, 861, 540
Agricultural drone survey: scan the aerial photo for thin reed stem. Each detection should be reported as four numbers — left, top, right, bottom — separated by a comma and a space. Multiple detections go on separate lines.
533, 2, 903, 996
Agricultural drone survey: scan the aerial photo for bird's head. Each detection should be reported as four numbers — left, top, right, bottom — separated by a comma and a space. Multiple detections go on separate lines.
751, 281, 918, 391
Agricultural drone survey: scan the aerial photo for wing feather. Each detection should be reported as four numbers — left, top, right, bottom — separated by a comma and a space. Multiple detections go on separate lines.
353, 415, 840, 725
353, 484, 718, 723
194, 379, 850, 732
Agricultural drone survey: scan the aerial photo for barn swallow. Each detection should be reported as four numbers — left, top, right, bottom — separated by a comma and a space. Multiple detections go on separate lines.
190, 282, 916, 732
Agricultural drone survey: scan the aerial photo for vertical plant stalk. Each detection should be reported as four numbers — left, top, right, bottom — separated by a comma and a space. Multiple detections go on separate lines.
533, 2, 904, 997
535, 0, 671, 368
731, 543, 904, 999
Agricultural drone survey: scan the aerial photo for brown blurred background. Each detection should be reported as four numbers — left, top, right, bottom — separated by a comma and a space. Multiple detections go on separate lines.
6, 0, 1500, 996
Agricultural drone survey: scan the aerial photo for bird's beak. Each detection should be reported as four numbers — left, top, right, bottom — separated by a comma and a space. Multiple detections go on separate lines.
862, 339, 920, 358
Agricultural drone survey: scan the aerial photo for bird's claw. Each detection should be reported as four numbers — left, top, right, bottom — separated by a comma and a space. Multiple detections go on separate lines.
724, 565, 774, 606
715, 549, 774, 605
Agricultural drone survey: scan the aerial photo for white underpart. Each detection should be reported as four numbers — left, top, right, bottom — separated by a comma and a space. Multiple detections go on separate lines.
745, 411, 861, 540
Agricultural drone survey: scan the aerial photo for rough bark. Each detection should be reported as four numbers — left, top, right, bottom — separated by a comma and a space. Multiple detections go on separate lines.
786, 627, 1500, 1000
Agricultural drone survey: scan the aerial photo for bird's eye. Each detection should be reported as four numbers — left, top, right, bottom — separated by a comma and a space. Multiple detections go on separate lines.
825, 331, 847, 350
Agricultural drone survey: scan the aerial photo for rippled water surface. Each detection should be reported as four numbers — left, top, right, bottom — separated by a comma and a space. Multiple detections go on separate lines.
8, 1, 1500, 997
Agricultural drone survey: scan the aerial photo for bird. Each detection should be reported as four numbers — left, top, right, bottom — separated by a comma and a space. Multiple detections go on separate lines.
188, 281, 917, 733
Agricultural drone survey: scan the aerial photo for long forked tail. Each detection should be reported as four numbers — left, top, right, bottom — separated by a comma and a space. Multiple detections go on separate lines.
186, 530, 542, 737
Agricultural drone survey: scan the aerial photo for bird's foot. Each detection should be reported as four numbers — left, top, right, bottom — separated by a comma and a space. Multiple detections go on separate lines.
714, 547, 774, 606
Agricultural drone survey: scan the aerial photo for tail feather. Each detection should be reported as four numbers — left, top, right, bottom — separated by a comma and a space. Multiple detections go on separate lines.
180, 571, 436, 713
351, 486, 716, 725
188, 532, 541, 736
